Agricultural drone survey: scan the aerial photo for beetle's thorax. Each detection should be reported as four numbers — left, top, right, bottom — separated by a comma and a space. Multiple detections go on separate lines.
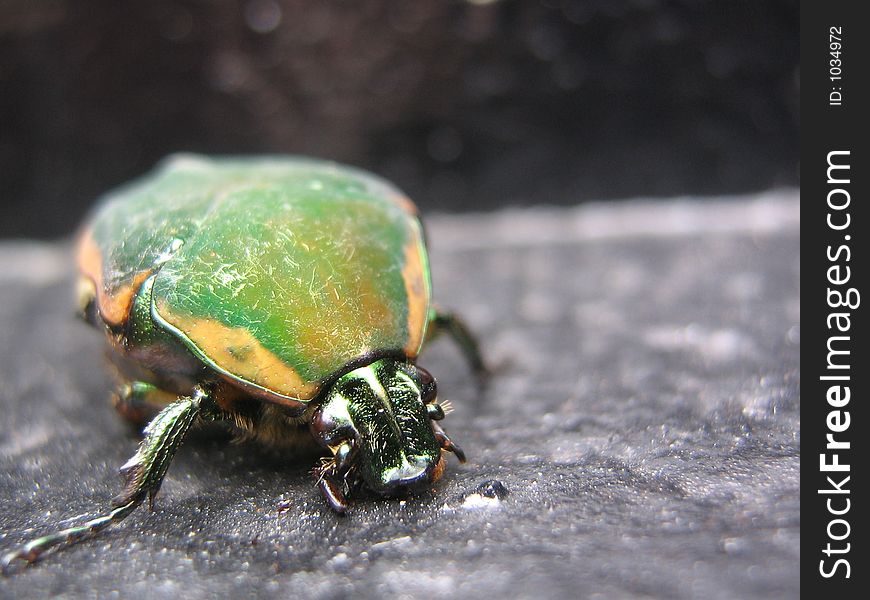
310, 359, 442, 494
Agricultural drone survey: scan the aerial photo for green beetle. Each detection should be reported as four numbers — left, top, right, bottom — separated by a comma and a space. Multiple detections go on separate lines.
3, 155, 483, 568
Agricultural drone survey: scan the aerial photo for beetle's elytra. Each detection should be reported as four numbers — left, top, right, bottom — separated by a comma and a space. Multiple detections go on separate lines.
3, 155, 483, 569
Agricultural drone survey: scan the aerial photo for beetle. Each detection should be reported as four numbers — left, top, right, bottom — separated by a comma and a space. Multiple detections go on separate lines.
3, 154, 483, 568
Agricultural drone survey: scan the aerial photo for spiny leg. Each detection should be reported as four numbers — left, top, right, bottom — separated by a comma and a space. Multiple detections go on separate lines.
316, 441, 356, 514
2, 385, 223, 571
1, 501, 140, 574
425, 307, 487, 377
278, 441, 354, 515
114, 386, 224, 509
433, 422, 466, 463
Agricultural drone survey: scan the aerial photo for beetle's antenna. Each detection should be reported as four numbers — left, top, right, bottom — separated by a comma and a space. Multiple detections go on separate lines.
1, 498, 141, 574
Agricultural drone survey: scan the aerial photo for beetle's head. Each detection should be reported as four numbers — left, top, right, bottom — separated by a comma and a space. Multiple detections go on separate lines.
309, 358, 464, 512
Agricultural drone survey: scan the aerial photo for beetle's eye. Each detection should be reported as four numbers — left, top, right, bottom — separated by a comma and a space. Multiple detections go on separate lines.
417, 366, 437, 403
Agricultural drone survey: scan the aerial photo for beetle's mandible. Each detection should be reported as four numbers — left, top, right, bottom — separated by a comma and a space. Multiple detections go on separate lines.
3, 154, 484, 569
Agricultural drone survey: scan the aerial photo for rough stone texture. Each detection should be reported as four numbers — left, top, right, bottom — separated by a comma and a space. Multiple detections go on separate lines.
0, 192, 800, 599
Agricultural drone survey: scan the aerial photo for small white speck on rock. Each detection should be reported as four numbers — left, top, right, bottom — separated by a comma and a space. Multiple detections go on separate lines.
460, 494, 502, 510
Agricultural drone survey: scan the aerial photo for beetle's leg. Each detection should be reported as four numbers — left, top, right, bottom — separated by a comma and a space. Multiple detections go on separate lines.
1, 500, 141, 575
316, 441, 355, 514
114, 385, 224, 510
112, 380, 180, 427
317, 475, 349, 514
433, 422, 466, 463
1, 385, 224, 570
425, 307, 487, 377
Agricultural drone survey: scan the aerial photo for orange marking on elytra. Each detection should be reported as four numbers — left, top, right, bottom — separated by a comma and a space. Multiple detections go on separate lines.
390, 193, 420, 216
401, 228, 429, 358
156, 304, 320, 402
76, 228, 152, 327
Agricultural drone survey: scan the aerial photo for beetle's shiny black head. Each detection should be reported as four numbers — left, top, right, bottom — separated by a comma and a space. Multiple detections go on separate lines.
310, 359, 463, 511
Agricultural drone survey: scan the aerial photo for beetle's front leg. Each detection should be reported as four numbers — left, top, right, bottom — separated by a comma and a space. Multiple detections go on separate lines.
2, 385, 224, 570
316, 441, 356, 514
433, 422, 466, 463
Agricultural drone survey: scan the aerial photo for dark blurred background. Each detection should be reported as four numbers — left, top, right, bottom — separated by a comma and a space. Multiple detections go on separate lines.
1, 0, 798, 239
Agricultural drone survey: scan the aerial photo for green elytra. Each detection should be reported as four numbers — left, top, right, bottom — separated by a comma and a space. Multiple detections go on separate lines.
81, 154, 431, 404
2, 155, 484, 571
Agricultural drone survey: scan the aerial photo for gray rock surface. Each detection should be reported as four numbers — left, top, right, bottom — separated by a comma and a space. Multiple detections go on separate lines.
0, 192, 800, 599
